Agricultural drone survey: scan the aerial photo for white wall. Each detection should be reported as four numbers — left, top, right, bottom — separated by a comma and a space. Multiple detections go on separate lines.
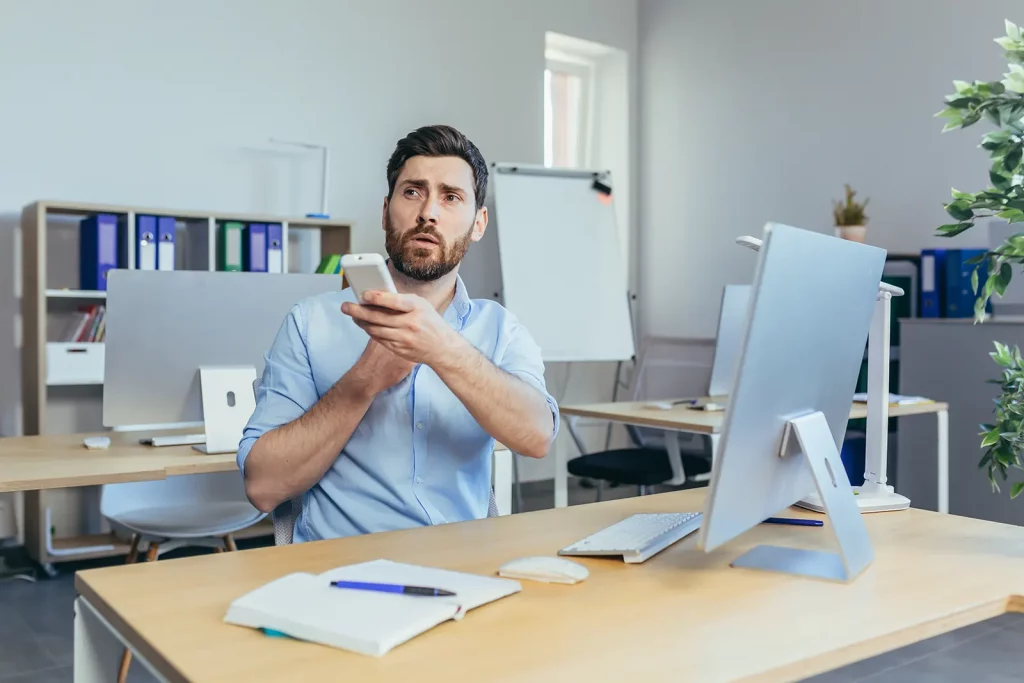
639, 0, 1022, 339
0, 1, 639, 492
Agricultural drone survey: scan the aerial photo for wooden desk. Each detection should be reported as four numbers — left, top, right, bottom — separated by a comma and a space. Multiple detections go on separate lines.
558, 399, 950, 512
0, 432, 513, 566
73, 489, 1024, 683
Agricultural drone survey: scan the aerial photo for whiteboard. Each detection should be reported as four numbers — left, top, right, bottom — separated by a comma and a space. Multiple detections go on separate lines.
464, 163, 634, 363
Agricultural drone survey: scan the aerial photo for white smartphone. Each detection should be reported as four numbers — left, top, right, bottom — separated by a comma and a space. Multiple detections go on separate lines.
340, 253, 397, 303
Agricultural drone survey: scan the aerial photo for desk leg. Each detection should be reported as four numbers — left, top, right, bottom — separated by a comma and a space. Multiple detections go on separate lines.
75, 597, 167, 683
558, 417, 587, 508
937, 410, 949, 514
492, 448, 513, 516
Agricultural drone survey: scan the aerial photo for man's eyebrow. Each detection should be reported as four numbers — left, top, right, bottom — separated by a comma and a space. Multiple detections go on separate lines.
439, 182, 469, 197
400, 178, 429, 190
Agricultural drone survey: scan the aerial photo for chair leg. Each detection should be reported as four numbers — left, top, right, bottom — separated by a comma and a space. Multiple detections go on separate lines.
639, 485, 649, 497
224, 534, 238, 552
214, 546, 224, 553
595, 481, 604, 503
124, 534, 140, 565
119, 542, 160, 682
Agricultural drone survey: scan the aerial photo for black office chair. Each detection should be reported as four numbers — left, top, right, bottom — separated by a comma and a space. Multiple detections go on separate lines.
566, 344, 713, 501
567, 425, 712, 500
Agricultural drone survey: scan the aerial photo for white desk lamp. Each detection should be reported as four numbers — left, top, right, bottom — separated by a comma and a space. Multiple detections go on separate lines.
736, 235, 911, 513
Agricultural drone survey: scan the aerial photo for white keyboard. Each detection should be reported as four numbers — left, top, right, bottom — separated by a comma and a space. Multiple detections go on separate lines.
558, 512, 703, 564
142, 434, 206, 447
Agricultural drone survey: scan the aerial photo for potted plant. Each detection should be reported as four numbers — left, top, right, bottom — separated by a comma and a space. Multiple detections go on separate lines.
833, 184, 869, 242
936, 19, 1024, 497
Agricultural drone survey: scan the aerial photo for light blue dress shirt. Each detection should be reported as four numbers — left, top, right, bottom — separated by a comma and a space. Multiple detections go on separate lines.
237, 275, 559, 542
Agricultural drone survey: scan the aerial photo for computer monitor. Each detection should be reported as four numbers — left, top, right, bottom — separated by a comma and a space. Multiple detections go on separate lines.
698, 223, 886, 582
103, 270, 339, 443
707, 284, 750, 397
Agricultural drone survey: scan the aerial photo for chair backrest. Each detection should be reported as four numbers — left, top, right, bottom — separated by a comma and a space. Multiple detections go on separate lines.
100, 471, 253, 521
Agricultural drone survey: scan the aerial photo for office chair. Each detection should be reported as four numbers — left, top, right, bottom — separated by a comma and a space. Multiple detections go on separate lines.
103, 467, 265, 682
566, 341, 713, 500
251, 378, 506, 546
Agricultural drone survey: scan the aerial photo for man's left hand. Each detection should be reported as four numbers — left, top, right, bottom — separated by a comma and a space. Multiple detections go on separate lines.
341, 291, 460, 366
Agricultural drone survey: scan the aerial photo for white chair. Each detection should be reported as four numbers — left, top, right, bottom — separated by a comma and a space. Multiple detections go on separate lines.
102, 461, 265, 683
251, 378, 509, 545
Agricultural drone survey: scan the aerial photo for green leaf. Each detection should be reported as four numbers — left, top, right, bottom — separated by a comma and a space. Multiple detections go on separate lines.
966, 252, 989, 266
1005, 145, 1023, 172
998, 36, 1020, 51
983, 428, 1002, 448
987, 107, 1003, 126
937, 222, 973, 238
991, 80, 1008, 95
998, 208, 1024, 223
1008, 19, 1022, 41
951, 188, 976, 201
991, 169, 1012, 189
976, 294, 989, 321
947, 97, 980, 109
953, 79, 973, 94
980, 451, 994, 468
972, 266, 980, 294
997, 262, 1014, 296
1012, 482, 1024, 499
946, 200, 975, 221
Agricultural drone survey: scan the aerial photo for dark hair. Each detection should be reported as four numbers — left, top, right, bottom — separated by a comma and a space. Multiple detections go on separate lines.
386, 125, 489, 210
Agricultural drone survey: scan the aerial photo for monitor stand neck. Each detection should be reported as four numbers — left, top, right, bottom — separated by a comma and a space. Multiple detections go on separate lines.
730, 411, 875, 582
191, 365, 258, 454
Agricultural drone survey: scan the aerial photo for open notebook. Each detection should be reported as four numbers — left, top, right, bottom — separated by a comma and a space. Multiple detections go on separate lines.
224, 559, 521, 656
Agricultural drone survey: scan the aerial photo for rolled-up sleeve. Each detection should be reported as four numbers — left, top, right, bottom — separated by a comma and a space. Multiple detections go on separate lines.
497, 319, 560, 441
237, 304, 319, 475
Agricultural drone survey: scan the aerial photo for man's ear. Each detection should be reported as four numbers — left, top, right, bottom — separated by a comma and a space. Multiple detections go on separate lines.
470, 206, 488, 243
381, 197, 390, 232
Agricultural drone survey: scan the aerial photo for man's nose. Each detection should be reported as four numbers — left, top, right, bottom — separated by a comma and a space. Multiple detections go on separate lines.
419, 197, 440, 223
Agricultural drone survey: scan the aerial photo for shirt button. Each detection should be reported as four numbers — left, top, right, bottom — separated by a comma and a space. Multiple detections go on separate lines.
415, 422, 424, 430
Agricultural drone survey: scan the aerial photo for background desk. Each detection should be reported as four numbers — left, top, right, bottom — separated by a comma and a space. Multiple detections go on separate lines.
74, 489, 1024, 683
0, 432, 513, 568
558, 399, 949, 512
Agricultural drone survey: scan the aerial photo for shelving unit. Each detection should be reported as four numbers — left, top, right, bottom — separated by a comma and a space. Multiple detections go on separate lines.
19, 199, 352, 569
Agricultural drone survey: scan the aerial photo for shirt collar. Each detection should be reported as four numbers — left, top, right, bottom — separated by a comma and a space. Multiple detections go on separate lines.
444, 274, 472, 330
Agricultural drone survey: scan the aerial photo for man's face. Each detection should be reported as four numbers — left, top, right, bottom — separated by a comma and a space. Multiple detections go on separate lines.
383, 155, 487, 281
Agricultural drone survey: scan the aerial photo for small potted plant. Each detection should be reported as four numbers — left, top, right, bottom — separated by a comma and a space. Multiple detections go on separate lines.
832, 184, 869, 242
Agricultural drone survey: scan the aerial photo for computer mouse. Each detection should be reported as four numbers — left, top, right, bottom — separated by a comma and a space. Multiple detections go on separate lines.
497, 556, 589, 584
83, 436, 110, 450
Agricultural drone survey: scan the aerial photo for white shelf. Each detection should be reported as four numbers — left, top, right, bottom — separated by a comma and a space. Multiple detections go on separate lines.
46, 289, 107, 299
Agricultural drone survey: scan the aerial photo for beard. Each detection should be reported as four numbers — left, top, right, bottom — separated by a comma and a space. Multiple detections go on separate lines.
384, 211, 473, 282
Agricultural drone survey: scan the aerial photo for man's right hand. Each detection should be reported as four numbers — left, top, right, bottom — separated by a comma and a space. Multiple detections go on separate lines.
350, 339, 415, 397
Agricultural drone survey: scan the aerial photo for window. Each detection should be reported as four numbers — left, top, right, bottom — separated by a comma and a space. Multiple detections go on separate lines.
544, 57, 593, 169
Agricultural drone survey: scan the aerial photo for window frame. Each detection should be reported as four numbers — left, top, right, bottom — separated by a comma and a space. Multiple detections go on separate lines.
544, 53, 596, 169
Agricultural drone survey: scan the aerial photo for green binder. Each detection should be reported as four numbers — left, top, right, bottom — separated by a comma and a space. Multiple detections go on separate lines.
218, 222, 244, 271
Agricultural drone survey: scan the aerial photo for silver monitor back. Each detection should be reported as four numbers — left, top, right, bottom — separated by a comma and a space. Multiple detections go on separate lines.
699, 223, 886, 554
103, 270, 339, 428
707, 284, 751, 397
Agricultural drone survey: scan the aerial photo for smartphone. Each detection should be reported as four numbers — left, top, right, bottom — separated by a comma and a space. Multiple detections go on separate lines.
340, 253, 397, 303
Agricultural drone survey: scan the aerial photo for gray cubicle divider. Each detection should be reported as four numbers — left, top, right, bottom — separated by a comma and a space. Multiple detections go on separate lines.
899, 318, 1024, 525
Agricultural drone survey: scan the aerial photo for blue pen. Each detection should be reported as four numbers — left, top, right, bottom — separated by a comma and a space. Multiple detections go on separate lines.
329, 580, 456, 597
762, 517, 823, 527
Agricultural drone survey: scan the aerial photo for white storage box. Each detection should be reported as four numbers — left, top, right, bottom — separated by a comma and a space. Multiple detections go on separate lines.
45, 342, 105, 386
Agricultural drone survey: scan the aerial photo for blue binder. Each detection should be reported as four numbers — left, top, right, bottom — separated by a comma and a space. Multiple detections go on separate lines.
136, 215, 157, 270
266, 223, 283, 273
920, 249, 947, 318
243, 223, 268, 272
156, 217, 176, 271
80, 214, 119, 291
944, 249, 986, 318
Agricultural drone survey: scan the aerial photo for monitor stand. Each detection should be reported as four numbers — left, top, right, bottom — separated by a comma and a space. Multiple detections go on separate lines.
730, 411, 875, 582
191, 365, 258, 455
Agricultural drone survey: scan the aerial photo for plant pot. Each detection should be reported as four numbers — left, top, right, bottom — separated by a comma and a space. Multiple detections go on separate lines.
835, 225, 867, 242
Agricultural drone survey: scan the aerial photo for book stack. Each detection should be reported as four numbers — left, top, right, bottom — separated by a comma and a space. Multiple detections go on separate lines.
62, 305, 106, 342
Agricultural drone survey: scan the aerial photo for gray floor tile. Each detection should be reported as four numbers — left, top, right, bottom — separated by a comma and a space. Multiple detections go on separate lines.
0, 665, 71, 683
0, 632, 57, 680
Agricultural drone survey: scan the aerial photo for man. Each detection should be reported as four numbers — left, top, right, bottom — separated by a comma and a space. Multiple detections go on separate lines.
237, 124, 559, 541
